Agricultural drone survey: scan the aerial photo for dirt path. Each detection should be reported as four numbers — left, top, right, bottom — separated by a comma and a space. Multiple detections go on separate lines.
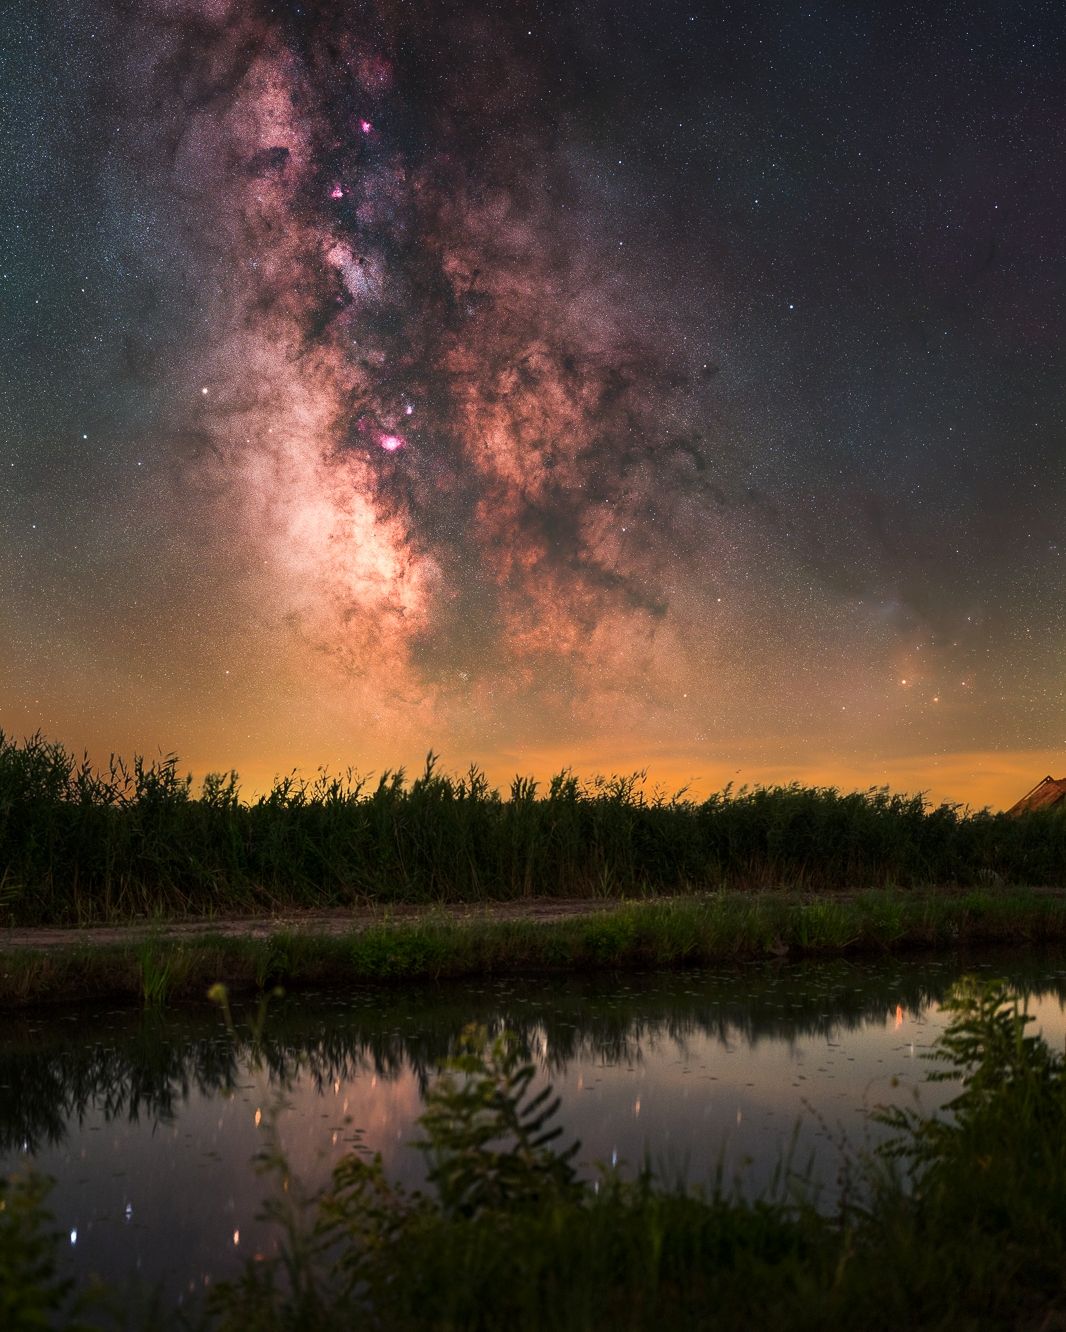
0, 898, 624, 951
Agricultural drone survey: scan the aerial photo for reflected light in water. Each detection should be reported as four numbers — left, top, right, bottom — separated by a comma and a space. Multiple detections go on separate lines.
3, 958, 1066, 1297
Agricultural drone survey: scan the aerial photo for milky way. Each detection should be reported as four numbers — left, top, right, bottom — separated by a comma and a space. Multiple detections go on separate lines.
4, 1, 1066, 805
103, 0, 748, 757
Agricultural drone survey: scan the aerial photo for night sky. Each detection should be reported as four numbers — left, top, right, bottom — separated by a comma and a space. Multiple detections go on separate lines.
3, 0, 1065, 808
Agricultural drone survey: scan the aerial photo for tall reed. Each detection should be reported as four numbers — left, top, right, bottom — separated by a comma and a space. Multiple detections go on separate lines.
3, 730, 1065, 924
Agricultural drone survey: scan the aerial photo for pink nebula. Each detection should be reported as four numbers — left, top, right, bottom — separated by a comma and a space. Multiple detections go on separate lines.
379, 433, 405, 452
330, 184, 344, 199
360, 119, 373, 134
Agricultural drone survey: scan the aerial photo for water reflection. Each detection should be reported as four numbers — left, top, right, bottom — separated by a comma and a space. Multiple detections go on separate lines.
0, 958, 1003, 1152
3, 953, 1066, 1297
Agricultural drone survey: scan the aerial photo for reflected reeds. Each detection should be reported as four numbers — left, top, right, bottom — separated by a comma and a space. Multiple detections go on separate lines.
4, 955, 1066, 1152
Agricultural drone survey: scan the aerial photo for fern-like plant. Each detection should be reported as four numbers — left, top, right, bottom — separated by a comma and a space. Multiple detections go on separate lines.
416, 1023, 581, 1218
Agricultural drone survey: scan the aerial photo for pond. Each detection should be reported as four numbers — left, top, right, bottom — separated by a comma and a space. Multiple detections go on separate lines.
3, 950, 1066, 1307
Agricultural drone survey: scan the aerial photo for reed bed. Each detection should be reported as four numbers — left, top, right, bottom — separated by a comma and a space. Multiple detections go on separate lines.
3, 730, 1066, 925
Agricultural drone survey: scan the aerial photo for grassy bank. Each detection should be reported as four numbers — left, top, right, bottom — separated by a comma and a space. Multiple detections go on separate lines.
4, 889, 1066, 1007
6, 980, 1066, 1329
3, 731, 1066, 926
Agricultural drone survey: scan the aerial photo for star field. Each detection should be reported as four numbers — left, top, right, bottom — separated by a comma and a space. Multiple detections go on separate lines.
2, 0, 1065, 807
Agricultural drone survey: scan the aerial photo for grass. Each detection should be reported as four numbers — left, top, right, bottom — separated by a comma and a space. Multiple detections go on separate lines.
4, 888, 1066, 1007
6, 980, 1066, 1329
3, 730, 1066, 926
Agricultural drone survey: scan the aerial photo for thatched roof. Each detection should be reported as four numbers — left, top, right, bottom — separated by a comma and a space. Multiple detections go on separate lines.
1006, 775, 1066, 816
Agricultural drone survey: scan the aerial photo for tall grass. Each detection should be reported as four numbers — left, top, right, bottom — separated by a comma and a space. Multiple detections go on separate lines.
3, 730, 1066, 924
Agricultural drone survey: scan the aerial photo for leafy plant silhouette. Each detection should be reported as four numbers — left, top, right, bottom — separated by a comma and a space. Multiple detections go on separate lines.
416, 1023, 580, 1217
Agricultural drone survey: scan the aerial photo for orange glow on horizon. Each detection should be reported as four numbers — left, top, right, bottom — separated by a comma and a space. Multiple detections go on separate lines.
34, 727, 1061, 814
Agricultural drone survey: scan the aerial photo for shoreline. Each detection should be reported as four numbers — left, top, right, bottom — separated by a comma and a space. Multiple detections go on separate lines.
3, 887, 1066, 1008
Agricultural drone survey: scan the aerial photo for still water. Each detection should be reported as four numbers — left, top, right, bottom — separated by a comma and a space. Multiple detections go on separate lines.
3, 953, 1066, 1304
